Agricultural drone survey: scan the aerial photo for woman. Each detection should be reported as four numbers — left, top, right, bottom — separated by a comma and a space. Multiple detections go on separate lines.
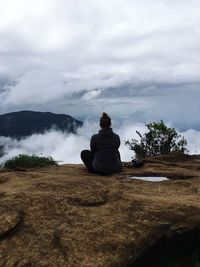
81, 112, 122, 175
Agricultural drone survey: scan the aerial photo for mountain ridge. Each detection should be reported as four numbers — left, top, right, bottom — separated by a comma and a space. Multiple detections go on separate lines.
0, 110, 83, 138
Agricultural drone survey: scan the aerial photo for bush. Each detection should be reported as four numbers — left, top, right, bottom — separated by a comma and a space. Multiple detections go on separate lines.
125, 120, 188, 159
4, 154, 58, 169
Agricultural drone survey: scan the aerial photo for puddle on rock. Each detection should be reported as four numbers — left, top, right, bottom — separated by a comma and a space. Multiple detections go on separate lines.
129, 176, 169, 182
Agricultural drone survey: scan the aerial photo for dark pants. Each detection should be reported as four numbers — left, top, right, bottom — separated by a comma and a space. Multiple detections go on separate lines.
80, 150, 121, 174
80, 150, 95, 172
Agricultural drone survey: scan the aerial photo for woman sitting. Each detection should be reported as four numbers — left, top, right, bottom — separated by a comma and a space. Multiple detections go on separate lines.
81, 112, 122, 175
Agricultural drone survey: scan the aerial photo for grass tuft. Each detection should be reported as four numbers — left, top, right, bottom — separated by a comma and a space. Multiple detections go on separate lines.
4, 154, 58, 169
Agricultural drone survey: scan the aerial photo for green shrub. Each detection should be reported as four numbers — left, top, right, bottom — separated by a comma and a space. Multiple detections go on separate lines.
125, 120, 188, 159
4, 154, 58, 169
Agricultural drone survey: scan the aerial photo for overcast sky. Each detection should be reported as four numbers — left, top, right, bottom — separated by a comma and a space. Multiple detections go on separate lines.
0, 0, 200, 129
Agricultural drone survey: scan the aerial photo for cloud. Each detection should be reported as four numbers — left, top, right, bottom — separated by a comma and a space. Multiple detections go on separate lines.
0, 0, 200, 126
1, 1, 200, 166
1, 119, 199, 166
183, 129, 200, 154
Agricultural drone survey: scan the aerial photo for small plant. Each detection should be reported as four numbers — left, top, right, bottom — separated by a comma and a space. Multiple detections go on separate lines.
125, 120, 188, 159
4, 154, 58, 169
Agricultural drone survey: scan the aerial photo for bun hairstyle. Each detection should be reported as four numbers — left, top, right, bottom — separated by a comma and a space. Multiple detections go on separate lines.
100, 112, 111, 129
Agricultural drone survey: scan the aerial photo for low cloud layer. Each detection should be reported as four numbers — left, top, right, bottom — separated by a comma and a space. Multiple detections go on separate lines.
1, 121, 200, 166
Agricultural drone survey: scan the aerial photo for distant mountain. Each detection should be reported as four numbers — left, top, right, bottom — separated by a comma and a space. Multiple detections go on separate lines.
0, 111, 83, 138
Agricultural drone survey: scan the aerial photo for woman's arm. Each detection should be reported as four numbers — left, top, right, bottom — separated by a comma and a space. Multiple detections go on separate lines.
90, 135, 97, 153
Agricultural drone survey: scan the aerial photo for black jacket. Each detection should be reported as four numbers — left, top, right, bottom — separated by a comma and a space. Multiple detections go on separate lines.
90, 128, 122, 174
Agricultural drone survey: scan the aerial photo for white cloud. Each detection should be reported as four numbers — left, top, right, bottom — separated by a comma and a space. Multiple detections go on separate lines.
1, 119, 199, 166
4, 70, 67, 105
0, 0, 200, 127
183, 129, 200, 154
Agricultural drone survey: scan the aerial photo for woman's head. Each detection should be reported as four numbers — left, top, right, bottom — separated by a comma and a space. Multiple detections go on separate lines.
100, 112, 111, 129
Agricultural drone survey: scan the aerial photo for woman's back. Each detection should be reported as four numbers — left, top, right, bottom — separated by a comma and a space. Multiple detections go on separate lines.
81, 112, 122, 175
91, 128, 122, 174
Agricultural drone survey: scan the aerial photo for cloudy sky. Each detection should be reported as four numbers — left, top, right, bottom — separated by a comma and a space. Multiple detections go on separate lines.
0, 0, 200, 129
1, 0, 200, 163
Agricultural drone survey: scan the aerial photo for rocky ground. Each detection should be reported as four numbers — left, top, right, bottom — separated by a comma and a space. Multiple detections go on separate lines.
0, 154, 200, 267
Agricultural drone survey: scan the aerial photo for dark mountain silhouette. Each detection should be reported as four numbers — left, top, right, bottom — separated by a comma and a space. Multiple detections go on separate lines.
0, 111, 83, 138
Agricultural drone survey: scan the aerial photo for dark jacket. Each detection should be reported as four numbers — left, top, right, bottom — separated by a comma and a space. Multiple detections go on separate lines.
90, 128, 122, 174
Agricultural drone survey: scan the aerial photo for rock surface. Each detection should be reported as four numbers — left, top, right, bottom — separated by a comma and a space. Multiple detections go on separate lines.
0, 154, 200, 266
